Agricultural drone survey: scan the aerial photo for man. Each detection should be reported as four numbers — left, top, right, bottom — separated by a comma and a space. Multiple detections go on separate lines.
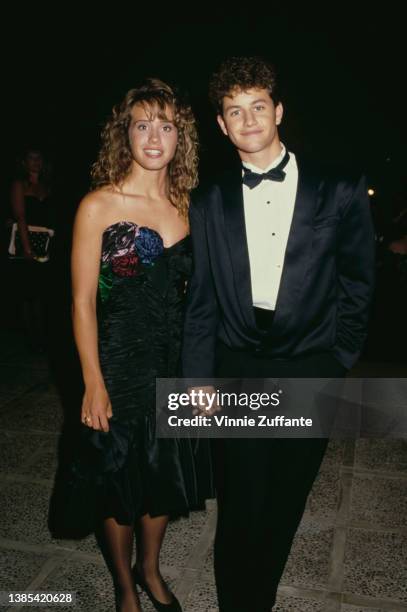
182, 56, 375, 611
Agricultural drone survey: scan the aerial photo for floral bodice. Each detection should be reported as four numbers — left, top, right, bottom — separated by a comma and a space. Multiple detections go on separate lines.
98, 221, 189, 302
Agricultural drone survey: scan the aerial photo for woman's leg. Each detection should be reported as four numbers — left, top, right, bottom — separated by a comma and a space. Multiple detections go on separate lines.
135, 513, 172, 604
100, 517, 141, 612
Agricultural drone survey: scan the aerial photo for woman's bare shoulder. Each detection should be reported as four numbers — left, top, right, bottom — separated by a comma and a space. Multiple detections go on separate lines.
76, 188, 119, 222
80, 186, 116, 206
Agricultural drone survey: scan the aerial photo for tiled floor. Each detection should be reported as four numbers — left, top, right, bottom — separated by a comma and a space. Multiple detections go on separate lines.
0, 330, 407, 611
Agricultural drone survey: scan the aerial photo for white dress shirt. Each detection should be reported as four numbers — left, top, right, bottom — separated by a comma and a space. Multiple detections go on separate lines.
243, 144, 298, 310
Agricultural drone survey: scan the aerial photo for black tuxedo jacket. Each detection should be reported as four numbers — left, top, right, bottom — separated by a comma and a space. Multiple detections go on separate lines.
182, 158, 375, 376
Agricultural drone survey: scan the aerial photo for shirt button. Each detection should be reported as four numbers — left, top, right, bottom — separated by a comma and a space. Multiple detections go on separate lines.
272, 232, 276, 236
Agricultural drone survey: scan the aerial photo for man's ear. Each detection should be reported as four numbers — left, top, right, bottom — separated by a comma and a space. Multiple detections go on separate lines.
217, 114, 229, 136
275, 102, 284, 126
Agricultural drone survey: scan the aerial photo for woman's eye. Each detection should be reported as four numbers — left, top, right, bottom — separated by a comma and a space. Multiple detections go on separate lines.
137, 123, 148, 130
162, 125, 173, 132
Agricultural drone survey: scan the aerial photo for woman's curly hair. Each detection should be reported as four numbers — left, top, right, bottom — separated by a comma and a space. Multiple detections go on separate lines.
92, 79, 199, 221
209, 56, 280, 114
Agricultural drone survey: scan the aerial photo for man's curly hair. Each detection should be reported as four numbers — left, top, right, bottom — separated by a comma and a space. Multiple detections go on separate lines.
91, 78, 198, 221
209, 56, 280, 114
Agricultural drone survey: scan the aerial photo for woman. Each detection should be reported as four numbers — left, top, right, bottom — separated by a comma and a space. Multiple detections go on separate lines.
9, 147, 54, 350
58, 80, 209, 612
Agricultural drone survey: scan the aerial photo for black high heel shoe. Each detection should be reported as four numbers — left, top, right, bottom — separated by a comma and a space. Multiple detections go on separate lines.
132, 568, 182, 612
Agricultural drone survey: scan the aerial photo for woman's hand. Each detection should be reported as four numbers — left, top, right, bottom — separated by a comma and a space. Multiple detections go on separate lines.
81, 382, 113, 432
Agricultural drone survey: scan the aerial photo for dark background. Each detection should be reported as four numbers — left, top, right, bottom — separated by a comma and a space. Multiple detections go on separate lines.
2, 8, 406, 210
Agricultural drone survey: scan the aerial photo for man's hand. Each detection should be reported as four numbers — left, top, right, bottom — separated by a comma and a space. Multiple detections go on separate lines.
187, 385, 221, 416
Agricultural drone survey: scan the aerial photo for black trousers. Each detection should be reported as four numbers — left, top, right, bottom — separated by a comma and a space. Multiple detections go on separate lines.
213, 342, 347, 612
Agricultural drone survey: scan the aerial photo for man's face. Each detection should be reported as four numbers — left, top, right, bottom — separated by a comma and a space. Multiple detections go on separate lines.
217, 87, 283, 157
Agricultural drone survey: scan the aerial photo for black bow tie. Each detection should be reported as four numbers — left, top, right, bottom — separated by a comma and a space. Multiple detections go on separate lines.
242, 150, 290, 189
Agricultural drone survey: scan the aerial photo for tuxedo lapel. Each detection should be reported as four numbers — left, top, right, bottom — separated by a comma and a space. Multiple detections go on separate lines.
272, 158, 322, 333
219, 166, 256, 329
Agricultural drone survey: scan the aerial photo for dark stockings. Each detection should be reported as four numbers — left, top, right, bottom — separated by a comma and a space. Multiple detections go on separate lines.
135, 514, 172, 604
101, 518, 141, 612
100, 514, 172, 610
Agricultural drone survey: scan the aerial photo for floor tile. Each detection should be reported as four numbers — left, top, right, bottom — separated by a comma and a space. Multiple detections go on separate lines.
354, 439, 407, 474
343, 528, 407, 603
0, 548, 50, 591
350, 474, 407, 529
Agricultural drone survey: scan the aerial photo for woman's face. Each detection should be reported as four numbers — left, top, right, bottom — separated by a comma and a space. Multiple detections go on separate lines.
24, 150, 43, 174
128, 103, 178, 171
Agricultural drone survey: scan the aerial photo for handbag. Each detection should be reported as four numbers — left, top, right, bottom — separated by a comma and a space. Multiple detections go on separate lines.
8, 222, 55, 262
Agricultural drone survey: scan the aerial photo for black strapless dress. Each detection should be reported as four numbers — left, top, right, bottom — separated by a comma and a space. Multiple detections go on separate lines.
24, 194, 53, 228
51, 221, 213, 537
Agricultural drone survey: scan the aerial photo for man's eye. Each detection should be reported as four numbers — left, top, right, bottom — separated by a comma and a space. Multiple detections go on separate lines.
254, 105, 265, 111
230, 110, 239, 117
